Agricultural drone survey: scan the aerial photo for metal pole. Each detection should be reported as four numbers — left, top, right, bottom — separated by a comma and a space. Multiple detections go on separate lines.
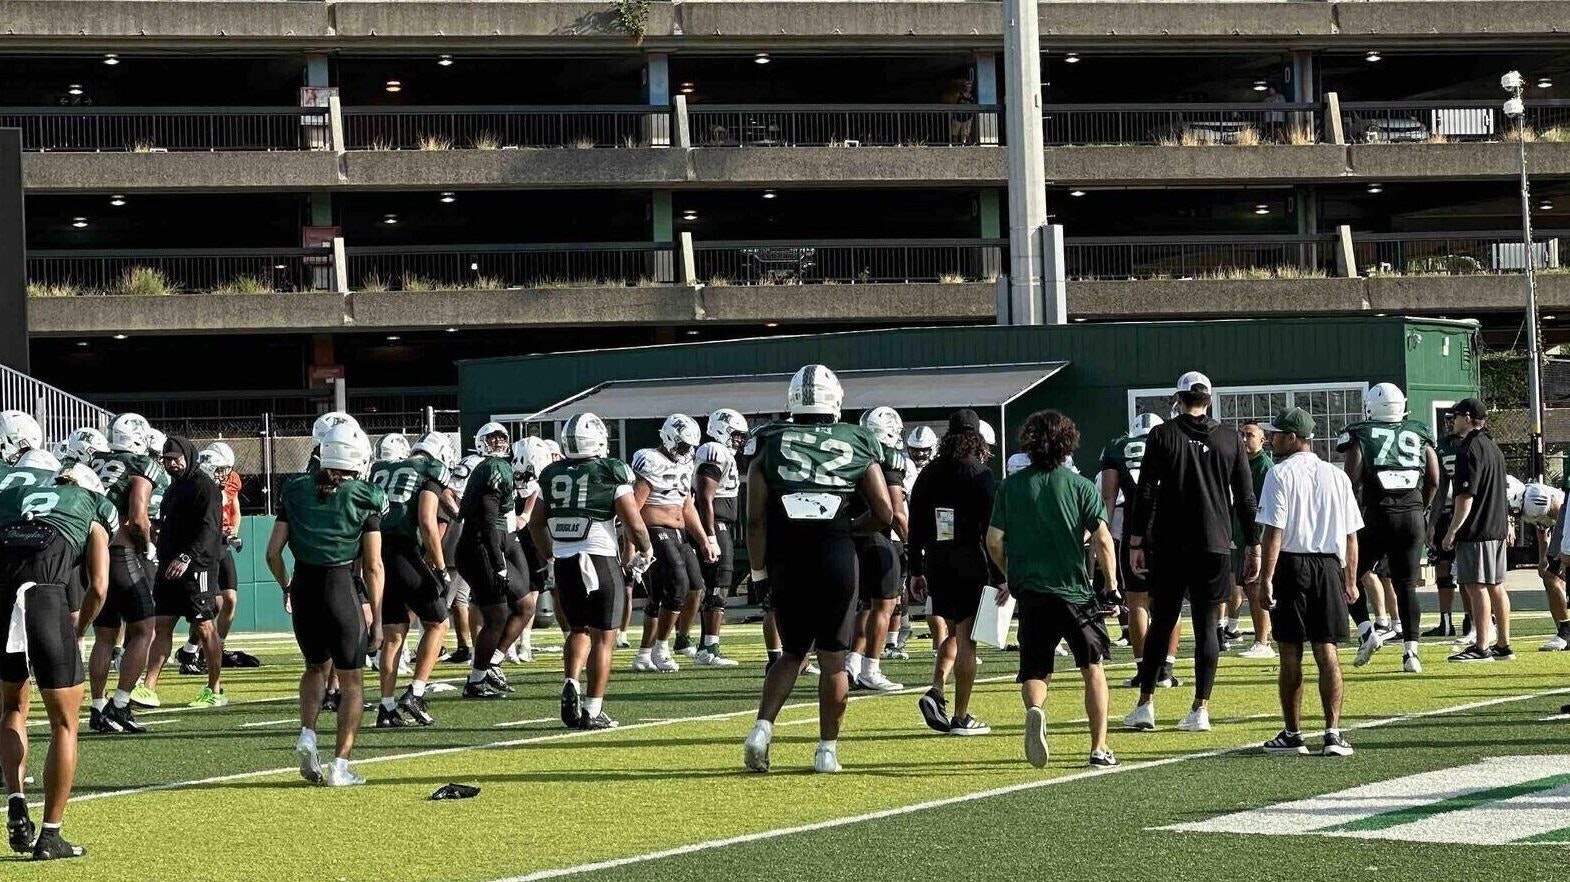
1510, 78, 1547, 482
261, 411, 274, 516
333, 375, 347, 414
1002, 0, 1052, 324
424, 405, 435, 434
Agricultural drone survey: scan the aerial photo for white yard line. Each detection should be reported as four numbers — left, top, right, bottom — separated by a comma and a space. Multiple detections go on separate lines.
492, 717, 559, 728
237, 718, 302, 729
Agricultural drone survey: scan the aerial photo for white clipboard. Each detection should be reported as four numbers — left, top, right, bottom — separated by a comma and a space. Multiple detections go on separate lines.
971, 585, 1016, 649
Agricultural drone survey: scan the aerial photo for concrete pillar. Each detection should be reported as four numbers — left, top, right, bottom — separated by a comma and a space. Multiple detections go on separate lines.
645, 53, 671, 147
652, 191, 675, 283
1296, 187, 1318, 272
1291, 50, 1315, 144
1003, 0, 1054, 324
305, 55, 329, 88
979, 189, 1003, 281
974, 51, 1000, 145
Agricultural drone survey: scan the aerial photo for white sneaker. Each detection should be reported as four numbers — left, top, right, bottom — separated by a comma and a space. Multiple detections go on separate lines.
367, 652, 382, 672
1403, 651, 1423, 674
651, 652, 680, 673
1024, 706, 1050, 769
504, 646, 523, 665
295, 736, 323, 785
804, 661, 821, 675
1240, 642, 1276, 660
325, 760, 365, 787
1123, 702, 1156, 731
1177, 707, 1212, 732
630, 655, 658, 673
678, 644, 699, 659
695, 649, 740, 667
1541, 635, 1569, 652
1353, 629, 1384, 668
855, 670, 904, 692
615, 636, 631, 649
1054, 641, 1069, 657
813, 743, 842, 773
397, 659, 413, 676
743, 721, 771, 773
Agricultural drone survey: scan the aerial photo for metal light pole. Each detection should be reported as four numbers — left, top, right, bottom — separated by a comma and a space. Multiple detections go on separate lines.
1504, 70, 1546, 482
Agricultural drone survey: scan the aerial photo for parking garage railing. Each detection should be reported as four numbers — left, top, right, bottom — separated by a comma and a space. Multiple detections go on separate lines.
1339, 100, 1570, 144
688, 105, 1001, 147
1063, 234, 1337, 280
1353, 230, 1570, 275
342, 242, 677, 290
341, 105, 670, 149
0, 107, 331, 152
26, 247, 331, 295
1042, 102, 1320, 146
692, 238, 1005, 285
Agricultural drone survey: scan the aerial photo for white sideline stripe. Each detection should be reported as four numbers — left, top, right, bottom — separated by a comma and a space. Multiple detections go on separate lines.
483, 686, 1570, 882
492, 718, 558, 728
1539, 713, 1570, 722
1160, 755, 1570, 835
33, 717, 176, 729
1330, 780, 1570, 844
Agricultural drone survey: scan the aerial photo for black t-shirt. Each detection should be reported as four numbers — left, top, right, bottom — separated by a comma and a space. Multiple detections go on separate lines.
1453, 428, 1509, 542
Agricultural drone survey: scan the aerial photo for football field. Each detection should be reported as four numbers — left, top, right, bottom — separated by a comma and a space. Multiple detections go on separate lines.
12, 615, 1570, 881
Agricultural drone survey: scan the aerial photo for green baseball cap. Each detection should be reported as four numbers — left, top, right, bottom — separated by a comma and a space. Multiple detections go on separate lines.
1263, 407, 1316, 439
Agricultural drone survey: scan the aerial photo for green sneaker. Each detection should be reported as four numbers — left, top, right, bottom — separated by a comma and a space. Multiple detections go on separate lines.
129, 683, 161, 708
186, 687, 228, 708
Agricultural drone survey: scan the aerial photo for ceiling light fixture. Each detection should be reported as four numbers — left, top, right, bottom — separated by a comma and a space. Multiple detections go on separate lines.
109, 194, 126, 206
1253, 204, 1271, 215
682, 209, 698, 221
1540, 200, 1554, 211
686, 329, 701, 335
1546, 314, 1559, 320
1539, 78, 1554, 89
71, 217, 88, 228
102, 54, 119, 66
437, 55, 453, 67
67, 84, 84, 96
385, 335, 401, 341
1366, 183, 1383, 194
112, 333, 128, 340
1365, 50, 1382, 63
385, 79, 402, 93
765, 321, 780, 328
75, 341, 88, 347
1253, 80, 1267, 92
439, 191, 456, 203
754, 53, 770, 65
382, 213, 399, 224
1064, 53, 1080, 64
445, 327, 457, 332
761, 190, 776, 199
1069, 189, 1086, 197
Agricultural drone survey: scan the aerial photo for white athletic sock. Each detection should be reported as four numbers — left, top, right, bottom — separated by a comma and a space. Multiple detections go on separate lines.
1376, 617, 1391, 630
91, 698, 107, 711
380, 697, 397, 711
1224, 617, 1237, 631
490, 650, 505, 666
112, 689, 131, 708
702, 635, 720, 647
637, 648, 653, 662
584, 696, 603, 716
865, 657, 881, 676
467, 669, 487, 684
817, 739, 837, 753
183, 641, 201, 654
1404, 640, 1419, 655
659, 638, 673, 654
521, 632, 532, 652
752, 718, 773, 737
846, 651, 864, 675
1164, 655, 1176, 665
411, 680, 426, 697
1357, 620, 1374, 638
41, 822, 60, 833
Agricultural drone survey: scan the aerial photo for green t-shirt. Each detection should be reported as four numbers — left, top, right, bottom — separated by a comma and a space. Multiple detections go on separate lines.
1233, 449, 1274, 546
0, 483, 119, 555
989, 464, 1108, 603
750, 421, 883, 531
1336, 418, 1436, 513
91, 451, 166, 523
278, 474, 387, 567
368, 454, 450, 542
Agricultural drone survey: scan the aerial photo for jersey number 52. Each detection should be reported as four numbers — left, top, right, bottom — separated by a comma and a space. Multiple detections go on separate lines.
777, 431, 854, 488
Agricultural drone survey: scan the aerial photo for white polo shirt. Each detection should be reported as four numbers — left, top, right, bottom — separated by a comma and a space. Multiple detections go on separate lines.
1256, 450, 1364, 562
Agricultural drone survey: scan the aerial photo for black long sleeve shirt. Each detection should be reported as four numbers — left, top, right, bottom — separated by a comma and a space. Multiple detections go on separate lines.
1130, 414, 1258, 558
156, 436, 223, 570
907, 454, 1003, 581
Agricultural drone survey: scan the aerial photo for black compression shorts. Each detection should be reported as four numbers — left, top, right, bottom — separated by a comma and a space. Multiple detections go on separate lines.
382, 535, 449, 625
700, 521, 736, 612
93, 545, 157, 629
856, 534, 903, 606
554, 553, 627, 632
289, 562, 367, 670
1, 533, 86, 689
769, 528, 859, 656
1150, 549, 1231, 608
456, 536, 528, 608
646, 527, 702, 614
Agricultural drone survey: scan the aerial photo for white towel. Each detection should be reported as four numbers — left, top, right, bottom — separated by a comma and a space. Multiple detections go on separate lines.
5, 582, 35, 656
577, 553, 599, 595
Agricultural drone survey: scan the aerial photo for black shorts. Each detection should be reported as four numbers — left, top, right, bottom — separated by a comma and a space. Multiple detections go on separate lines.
925, 543, 989, 624
289, 563, 367, 670
700, 521, 736, 611
1, 533, 86, 689
554, 553, 627, 632
856, 534, 902, 606
1429, 510, 1455, 564
154, 568, 217, 624
519, 530, 551, 592
1015, 591, 1111, 681
456, 537, 528, 608
93, 546, 157, 629
1150, 549, 1232, 608
207, 547, 238, 594
382, 535, 448, 625
1270, 552, 1350, 646
769, 528, 859, 656
1357, 508, 1425, 585
1117, 539, 1148, 594
506, 533, 538, 595
353, 569, 369, 604
645, 527, 702, 614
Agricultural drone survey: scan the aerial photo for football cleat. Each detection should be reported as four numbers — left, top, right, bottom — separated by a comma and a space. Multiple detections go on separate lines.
813, 743, 842, 774
7, 801, 34, 854
673, 634, 698, 658
560, 681, 583, 729
1353, 629, 1384, 667
320, 689, 341, 712
485, 666, 514, 692
1421, 622, 1455, 638
650, 653, 680, 673
108, 646, 123, 673
855, 670, 904, 692
398, 689, 435, 726
103, 701, 146, 734
445, 647, 472, 665
695, 646, 740, 667
29, 829, 84, 861
375, 706, 408, 728
580, 710, 619, 730
1403, 651, 1423, 674
462, 680, 506, 699
129, 683, 161, 708
882, 644, 910, 661
88, 707, 119, 734
186, 686, 228, 708
296, 736, 323, 785
743, 722, 772, 773
173, 644, 200, 669
630, 656, 659, 673
326, 762, 366, 787
1542, 635, 1570, 652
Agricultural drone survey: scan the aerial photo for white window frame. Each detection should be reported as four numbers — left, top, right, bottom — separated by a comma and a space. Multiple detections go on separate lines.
1127, 381, 1370, 459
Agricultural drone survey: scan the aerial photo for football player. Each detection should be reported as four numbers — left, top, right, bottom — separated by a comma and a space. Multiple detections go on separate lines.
57, 427, 109, 467
1338, 383, 1440, 673
1425, 414, 1466, 639
889, 425, 937, 659
689, 409, 749, 667
303, 412, 365, 712
453, 423, 528, 698
528, 413, 652, 729
1098, 413, 1181, 688
179, 442, 250, 672
630, 414, 716, 673
376, 433, 412, 464
509, 436, 556, 663
369, 432, 453, 727
847, 406, 909, 691
265, 423, 385, 786
743, 366, 893, 774
84, 413, 165, 732
1522, 483, 1570, 650
1, 462, 115, 859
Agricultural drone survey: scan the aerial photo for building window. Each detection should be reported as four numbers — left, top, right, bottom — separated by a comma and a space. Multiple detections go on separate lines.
1128, 382, 1368, 460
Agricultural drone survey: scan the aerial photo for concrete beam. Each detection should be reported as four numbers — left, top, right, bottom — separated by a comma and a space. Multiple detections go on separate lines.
27, 292, 350, 336
21, 152, 343, 193
1335, 1, 1570, 37
698, 282, 993, 323
343, 149, 687, 188
332, 1, 677, 39
1347, 143, 1570, 182
1038, 2, 1333, 38
1067, 279, 1369, 319
687, 147, 1005, 187
1, 1, 329, 38
1046, 145, 1351, 186
1365, 274, 1570, 314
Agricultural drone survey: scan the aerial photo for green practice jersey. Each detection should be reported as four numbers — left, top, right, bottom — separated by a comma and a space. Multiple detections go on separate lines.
0, 483, 119, 555
457, 456, 515, 536
1438, 433, 1463, 512
0, 463, 59, 492
91, 451, 166, 524
1098, 433, 1151, 501
368, 454, 450, 542
278, 474, 387, 567
537, 457, 635, 555
1337, 419, 1436, 512
751, 421, 882, 529
847, 442, 907, 529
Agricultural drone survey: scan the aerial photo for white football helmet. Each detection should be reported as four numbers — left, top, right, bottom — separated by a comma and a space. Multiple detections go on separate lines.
979, 419, 996, 447
543, 439, 563, 462
412, 431, 451, 464
859, 406, 904, 449
146, 427, 168, 459
707, 409, 750, 447
107, 412, 150, 455
197, 448, 223, 479
512, 436, 553, 480
1507, 474, 1527, 514
659, 414, 701, 455
1130, 412, 1164, 439
561, 413, 609, 459
1522, 482, 1559, 526
58, 461, 105, 495
1365, 382, 1408, 423
787, 364, 844, 420
907, 426, 937, 450
318, 423, 373, 474
377, 432, 411, 462
312, 411, 360, 444
50, 439, 70, 461
1006, 452, 1032, 476
474, 421, 510, 457
0, 411, 44, 464
61, 427, 110, 465
202, 441, 236, 476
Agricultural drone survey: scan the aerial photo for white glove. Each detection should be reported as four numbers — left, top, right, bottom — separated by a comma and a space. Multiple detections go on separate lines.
630, 549, 656, 578
143, 548, 159, 564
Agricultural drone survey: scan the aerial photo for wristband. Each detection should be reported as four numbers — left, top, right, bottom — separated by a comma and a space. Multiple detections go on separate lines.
750, 568, 768, 583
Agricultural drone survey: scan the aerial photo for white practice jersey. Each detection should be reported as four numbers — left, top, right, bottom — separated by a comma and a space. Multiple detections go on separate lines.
631, 447, 695, 508
902, 460, 924, 496
693, 440, 740, 523
448, 451, 484, 496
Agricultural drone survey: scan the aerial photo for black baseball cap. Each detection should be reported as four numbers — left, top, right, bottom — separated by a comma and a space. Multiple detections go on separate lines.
1446, 398, 1487, 420
948, 409, 981, 435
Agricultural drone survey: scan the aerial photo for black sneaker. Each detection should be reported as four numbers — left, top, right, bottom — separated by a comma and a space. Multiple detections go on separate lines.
7, 798, 33, 854
1561, 703, 1570, 715
1088, 748, 1120, 768
1156, 665, 1182, 688
485, 666, 514, 693
1460, 616, 1473, 638
1448, 645, 1494, 663
560, 681, 583, 729
397, 689, 435, 726
174, 645, 200, 668
1322, 731, 1354, 757
178, 658, 206, 676
1262, 730, 1309, 755
321, 689, 341, 712
1422, 622, 1455, 638
947, 713, 992, 736
103, 701, 146, 734
446, 647, 472, 665
580, 710, 619, 730
375, 705, 407, 728
463, 680, 506, 699
30, 828, 85, 861
88, 707, 118, 734
1222, 625, 1242, 642
918, 687, 950, 733
1490, 644, 1516, 661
